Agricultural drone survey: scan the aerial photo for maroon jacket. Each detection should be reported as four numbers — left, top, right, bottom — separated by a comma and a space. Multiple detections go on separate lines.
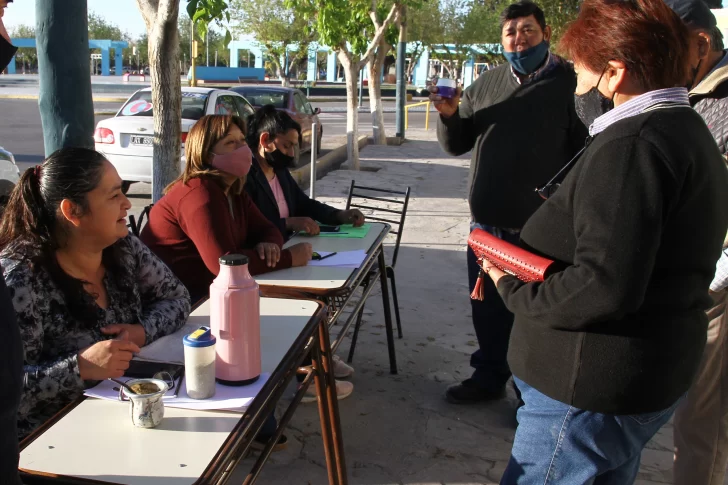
141, 177, 292, 301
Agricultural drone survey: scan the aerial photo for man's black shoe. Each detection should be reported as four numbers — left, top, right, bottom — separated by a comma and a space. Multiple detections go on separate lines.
445, 379, 506, 404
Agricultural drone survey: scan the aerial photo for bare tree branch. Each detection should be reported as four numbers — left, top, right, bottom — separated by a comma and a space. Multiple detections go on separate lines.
158, 0, 178, 25
357, 2, 400, 70
136, 0, 157, 29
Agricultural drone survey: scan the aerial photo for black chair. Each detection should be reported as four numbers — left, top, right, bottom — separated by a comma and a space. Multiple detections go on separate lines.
128, 204, 153, 238
345, 180, 410, 363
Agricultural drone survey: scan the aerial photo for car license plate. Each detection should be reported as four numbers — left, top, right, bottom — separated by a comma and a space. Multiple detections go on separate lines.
130, 135, 153, 146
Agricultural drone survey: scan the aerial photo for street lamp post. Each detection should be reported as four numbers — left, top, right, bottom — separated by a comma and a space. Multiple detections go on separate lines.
395, 5, 407, 139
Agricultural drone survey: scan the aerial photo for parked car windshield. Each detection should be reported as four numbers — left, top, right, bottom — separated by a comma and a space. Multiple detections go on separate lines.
118, 91, 209, 120
234, 89, 288, 109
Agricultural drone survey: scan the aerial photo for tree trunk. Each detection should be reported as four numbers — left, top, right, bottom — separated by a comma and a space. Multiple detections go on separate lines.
367, 40, 388, 145
405, 43, 422, 82
138, 0, 181, 203
276, 64, 291, 87
36, 0, 95, 155
338, 51, 360, 170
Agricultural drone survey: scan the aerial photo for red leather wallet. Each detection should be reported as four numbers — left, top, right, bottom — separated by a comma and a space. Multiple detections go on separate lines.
467, 228, 555, 299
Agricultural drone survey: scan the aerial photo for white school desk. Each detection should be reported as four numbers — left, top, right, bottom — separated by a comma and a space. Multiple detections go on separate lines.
18, 297, 340, 485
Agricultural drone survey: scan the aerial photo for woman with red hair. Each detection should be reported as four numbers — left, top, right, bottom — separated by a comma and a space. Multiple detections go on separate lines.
478, 0, 728, 482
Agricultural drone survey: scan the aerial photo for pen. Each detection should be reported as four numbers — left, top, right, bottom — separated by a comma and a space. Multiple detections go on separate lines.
317, 252, 338, 261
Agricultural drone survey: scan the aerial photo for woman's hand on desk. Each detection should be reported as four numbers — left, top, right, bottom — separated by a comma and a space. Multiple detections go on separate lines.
286, 217, 320, 235
77, 337, 141, 380
338, 209, 365, 227
289, 242, 313, 267
101, 324, 147, 347
255, 242, 281, 267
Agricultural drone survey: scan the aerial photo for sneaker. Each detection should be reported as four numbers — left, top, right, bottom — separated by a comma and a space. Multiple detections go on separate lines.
301, 379, 354, 403
250, 434, 288, 453
332, 355, 355, 379
445, 378, 506, 404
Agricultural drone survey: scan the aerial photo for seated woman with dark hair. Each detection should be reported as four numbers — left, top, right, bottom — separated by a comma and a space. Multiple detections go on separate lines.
0, 148, 191, 438
245, 104, 365, 239
141, 114, 312, 303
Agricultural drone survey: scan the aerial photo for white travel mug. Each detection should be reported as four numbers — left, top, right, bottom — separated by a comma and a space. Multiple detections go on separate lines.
183, 326, 217, 400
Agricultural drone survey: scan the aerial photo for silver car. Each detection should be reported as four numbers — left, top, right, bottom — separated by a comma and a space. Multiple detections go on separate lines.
0, 146, 20, 209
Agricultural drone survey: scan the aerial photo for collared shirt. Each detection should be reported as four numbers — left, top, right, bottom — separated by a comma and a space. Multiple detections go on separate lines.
710, 249, 728, 292
509, 51, 563, 86
705, 50, 728, 79
589, 88, 690, 136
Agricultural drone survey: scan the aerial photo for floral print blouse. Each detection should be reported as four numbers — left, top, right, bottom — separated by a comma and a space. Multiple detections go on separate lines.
1, 235, 191, 438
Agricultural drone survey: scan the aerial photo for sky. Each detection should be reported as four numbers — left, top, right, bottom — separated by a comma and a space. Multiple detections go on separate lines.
3, 1, 148, 39
3, 0, 727, 40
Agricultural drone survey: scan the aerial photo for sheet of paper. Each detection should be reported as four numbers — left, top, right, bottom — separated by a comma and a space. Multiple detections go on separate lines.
133, 321, 199, 364
309, 250, 367, 267
83, 373, 270, 412
309, 224, 372, 238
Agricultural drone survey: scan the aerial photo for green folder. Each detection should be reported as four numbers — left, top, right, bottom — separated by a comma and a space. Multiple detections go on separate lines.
305, 224, 372, 238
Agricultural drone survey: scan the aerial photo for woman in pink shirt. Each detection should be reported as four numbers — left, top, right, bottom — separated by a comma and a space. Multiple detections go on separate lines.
244, 105, 363, 401
244, 105, 364, 240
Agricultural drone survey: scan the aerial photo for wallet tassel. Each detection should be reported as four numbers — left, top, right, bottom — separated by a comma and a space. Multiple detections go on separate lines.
471, 268, 485, 301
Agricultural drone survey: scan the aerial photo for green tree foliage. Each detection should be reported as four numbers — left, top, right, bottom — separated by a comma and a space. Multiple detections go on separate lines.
87, 12, 131, 41
229, 0, 316, 84
7, 24, 37, 70
186, 0, 232, 45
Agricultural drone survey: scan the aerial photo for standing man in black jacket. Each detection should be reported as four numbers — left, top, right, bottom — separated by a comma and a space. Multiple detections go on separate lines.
431, 1, 587, 406
666, 1, 728, 484
0, 3, 25, 484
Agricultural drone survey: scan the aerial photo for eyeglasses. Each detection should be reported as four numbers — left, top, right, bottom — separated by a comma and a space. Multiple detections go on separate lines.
534, 140, 591, 200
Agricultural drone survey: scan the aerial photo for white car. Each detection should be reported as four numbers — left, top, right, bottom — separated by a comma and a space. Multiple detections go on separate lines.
0, 146, 20, 208
94, 87, 256, 185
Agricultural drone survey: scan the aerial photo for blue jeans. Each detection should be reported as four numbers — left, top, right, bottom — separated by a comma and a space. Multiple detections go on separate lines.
468, 223, 521, 392
501, 377, 681, 485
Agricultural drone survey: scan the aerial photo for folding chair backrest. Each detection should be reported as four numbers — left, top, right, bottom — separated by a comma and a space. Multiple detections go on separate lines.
345, 180, 410, 268
128, 204, 153, 238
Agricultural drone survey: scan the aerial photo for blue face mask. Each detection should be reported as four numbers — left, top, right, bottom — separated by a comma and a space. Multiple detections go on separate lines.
503, 41, 550, 75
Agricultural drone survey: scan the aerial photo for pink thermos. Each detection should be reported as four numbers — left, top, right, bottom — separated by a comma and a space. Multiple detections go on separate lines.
209, 254, 261, 385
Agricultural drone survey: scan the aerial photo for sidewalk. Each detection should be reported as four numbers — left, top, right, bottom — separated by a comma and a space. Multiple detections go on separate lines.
227, 130, 680, 484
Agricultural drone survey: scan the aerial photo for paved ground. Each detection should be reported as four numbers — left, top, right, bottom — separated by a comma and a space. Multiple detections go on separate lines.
0, 98, 433, 173
214, 129, 681, 485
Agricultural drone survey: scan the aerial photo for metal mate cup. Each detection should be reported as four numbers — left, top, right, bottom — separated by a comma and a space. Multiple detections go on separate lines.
122, 378, 169, 429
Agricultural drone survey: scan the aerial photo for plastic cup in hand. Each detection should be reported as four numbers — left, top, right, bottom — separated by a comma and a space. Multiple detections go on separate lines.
436, 78, 458, 99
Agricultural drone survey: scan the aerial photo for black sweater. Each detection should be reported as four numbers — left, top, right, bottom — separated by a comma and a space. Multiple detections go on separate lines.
437, 61, 587, 229
245, 159, 342, 239
498, 106, 728, 414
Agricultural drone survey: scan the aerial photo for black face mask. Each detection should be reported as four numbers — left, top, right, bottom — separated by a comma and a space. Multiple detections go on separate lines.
574, 86, 614, 128
265, 149, 296, 170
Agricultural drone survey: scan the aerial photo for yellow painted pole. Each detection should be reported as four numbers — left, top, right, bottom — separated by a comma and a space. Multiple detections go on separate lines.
191, 40, 198, 87
425, 101, 431, 130
405, 106, 409, 130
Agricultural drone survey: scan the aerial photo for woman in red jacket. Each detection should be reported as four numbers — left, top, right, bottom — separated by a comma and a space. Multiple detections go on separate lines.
141, 114, 312, 303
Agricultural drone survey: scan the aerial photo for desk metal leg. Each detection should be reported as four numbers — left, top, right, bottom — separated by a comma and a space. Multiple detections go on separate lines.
317, 321, 348, 485
377, 250, 398, 374
312, 340, 339, 485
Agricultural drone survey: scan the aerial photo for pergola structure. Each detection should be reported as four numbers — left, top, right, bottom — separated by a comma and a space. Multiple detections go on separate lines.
7, 38, 129, 75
